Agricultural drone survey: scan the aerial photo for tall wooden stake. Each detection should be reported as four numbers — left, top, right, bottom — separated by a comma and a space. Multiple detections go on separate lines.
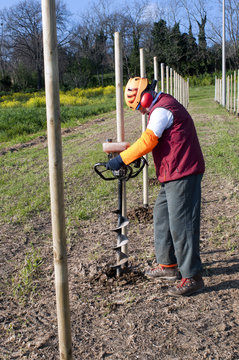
140, 48, 148, 207
161, 63, 164, 92
170, 68, 173, 95
154, 57, 158, 92
222, 0, 226, 107
41, 1, 72, 359
238, 70, 239, 115
115, 32, 125, 143
166, 66, 169, 94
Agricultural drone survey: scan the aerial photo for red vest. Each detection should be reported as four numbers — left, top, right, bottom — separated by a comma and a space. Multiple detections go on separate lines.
148, 93, 205, 183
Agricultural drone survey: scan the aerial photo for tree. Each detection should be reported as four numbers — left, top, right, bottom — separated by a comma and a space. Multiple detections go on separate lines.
0, 0, 71, 90
152, 20, 169, 65
225, 0, 239, 68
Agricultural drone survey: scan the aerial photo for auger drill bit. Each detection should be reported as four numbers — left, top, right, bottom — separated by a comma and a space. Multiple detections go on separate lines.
94, 140, 147, 276
112, 178, 129, 276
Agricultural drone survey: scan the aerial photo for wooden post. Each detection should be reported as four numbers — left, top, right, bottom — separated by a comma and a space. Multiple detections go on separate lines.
161, 63, 164, 92
222, 0, 226, 107
220, 79, 222, 105
170, 68, 173, 95
216, 77, 218, 102
140, 48, 148, 207
238, 70, 239, 115
185, 79, 187, 107
187, 78, 189, 107
215, 76, 217, 102
179, 76, 182, 104
41, 1, 72, 359
226, 76, 230, 111
166, 66, 169, 94
234, 71, 236, 113
153, 57, 158, 92
115, 32, 125, 143
176, 73, 179, 101
180, 77, 183, 105
114, 32, 127, 258
184, 79, 187, 108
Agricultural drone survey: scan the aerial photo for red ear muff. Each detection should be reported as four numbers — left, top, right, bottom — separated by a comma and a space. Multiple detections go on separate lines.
140, 92, 153, 108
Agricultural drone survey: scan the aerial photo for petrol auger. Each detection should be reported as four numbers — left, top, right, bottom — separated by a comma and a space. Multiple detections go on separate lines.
94, 140, 147, 276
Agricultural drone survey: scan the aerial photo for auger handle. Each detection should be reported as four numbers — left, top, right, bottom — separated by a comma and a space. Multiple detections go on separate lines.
129, 157, 148, 179
94, 162, 116, 181
94, 157, 148, 181
94, 162, 133, 181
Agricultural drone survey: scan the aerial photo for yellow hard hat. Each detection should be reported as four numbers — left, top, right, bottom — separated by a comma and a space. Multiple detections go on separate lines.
124, 77, 149, 110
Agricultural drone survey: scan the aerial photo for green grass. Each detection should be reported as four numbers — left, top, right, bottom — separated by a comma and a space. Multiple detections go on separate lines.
1, 85, 239, 228
189, 86, 230, 116
0, 146, 50, 222
0, 135, 119, 225
11, 243, 43, 302
0, 95, 116, 146
189, 86, 239, 180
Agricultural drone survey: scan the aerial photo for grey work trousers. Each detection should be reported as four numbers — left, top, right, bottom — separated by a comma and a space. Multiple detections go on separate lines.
153, 173, 203, 278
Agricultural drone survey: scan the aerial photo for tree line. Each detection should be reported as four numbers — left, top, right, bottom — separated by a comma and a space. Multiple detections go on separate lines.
0, 0, 238, 92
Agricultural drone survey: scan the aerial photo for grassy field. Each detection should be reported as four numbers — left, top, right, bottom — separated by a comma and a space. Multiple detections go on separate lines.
0, 86, 116, 145
189, 86, 239, 180
1, 85, 239, 228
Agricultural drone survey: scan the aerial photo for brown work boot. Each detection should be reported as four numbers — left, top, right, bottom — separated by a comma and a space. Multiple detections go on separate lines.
145, 264, 180, 281
168, 274, 204, 296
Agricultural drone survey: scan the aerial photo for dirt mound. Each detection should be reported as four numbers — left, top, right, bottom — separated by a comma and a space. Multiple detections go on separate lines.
127, 206, 153, 223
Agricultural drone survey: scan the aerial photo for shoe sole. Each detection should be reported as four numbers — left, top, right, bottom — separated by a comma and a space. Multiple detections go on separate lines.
145, 274, 179, 281
167, 284, 205, 297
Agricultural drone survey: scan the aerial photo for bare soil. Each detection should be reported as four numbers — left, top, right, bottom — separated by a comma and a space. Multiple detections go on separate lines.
1, 110, 239, 359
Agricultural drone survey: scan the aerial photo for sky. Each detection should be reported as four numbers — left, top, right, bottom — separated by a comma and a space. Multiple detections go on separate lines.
0, 0, 223, 44
0, 0, 91, 16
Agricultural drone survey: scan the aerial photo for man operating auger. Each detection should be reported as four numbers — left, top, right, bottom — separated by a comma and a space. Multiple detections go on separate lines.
106, 77, 205, 296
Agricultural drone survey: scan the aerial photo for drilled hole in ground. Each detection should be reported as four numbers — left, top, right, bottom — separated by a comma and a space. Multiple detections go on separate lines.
90, 266, 147, 286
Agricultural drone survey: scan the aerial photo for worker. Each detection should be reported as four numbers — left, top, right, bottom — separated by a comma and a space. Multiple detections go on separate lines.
106, 77, 205, 296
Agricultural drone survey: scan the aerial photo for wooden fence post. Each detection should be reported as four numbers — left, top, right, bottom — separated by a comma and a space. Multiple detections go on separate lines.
226, 76, 229, 111
41, 1, 72, 359
140, 48, 148, 207
115, 32, 125, 143
176, 73, 179, 101
187, 78, 189, 107
161, 63, 165, 92
154, 56, 158, 92
166, 66, 169, 94
170, 68, 173, 95
234, 71, 236, 113
238, 70, 239, 115
214, 76, 217, 101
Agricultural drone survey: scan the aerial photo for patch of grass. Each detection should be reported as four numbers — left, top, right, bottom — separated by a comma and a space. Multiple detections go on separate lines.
89, 241, 104, 261
0, 133, 116, 225
189, 86, 239, 182
12, 244, 43, 303
0, 147, 50, 222
0, 93, 116, 146
205, 131, 239, 179
1, 84, 239, 231
189, 86, 231, 117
